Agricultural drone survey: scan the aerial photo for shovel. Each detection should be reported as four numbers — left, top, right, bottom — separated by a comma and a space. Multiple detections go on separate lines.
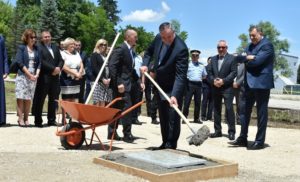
143, 72, 210, 146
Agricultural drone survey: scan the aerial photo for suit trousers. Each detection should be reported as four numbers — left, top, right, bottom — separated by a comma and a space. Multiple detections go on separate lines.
240, 88, 270, 144
32, 76, 60, 124
158, 97, 182, 149
183, 81, 202, 121
131, 81, 143, 121
213, 90, 235, 134
201, 86, 213, 120
108, 91, 133, 137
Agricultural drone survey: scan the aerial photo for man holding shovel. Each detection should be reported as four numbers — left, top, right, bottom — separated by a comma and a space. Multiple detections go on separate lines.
140, 22, 189, 150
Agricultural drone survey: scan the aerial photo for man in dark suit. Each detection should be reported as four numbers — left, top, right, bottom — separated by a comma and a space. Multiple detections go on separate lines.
108, 29, 140, 143
233, 62, 245, 125
230, 25, 275, 150
32, 31, 64, 127
207, 40, 237, 140
140, 22, 189, 149
201, 57, 213, 122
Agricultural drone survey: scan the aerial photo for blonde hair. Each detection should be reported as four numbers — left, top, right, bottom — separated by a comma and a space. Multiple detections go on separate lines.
93, 39, 108, 54
62, 37, 75, 49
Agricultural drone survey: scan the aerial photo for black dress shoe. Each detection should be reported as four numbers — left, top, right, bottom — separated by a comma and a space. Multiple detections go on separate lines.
107, 133, 122, 141
123, 134, 135, 143
151, 144, 166, 150
210, 132, 222, 138
248, 142, 264, 150
48, 122, 57, 126
201, 117, 207, 121
229, 137, 248, 147
193, 119, 203, 124
34, 123, 43, 128
228, 133, 235, 141
132, 119, 142, 125
151, 118, 159, 125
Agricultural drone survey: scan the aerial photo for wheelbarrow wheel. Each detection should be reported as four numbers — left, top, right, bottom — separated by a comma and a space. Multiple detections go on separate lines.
60, 122, 85, 149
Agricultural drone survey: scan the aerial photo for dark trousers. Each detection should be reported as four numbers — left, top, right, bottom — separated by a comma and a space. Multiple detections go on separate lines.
183, 81, 202, 121
78, 75, 86, 103
144, 79, 152, 116
131, 81, 143, 121
233, 86, 245, 123
32, 76, 60, 124
240, 87, 270, 144
213, 90, 235, 134
149, 89, 159, 119
84, 79, 91, 102
108, 91, 133, 137
201, 86, 213, 120
158, 97, 182, 149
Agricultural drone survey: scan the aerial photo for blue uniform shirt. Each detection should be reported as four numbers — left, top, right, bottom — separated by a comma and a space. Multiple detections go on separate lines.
187, 61, 207, 82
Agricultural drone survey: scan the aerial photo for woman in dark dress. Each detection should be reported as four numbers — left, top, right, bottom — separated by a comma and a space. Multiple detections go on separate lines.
90, 39, 112, 106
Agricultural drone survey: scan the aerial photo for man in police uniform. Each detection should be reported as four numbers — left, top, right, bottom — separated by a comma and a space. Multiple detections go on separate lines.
183, 49, 207, 124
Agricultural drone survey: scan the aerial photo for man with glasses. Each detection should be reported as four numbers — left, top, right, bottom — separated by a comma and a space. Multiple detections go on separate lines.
230, 25, 275, 150
207, 40, 237, 140
183, 49, 207, 124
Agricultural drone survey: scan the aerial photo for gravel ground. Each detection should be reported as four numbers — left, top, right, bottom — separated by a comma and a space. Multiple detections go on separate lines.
0, 114, 300, 182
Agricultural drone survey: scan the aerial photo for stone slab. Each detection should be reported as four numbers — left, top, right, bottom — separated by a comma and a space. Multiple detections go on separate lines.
124, 150, 206, 168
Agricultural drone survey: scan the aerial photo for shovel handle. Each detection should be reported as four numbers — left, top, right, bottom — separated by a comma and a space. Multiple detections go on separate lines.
144, 72, 196, 135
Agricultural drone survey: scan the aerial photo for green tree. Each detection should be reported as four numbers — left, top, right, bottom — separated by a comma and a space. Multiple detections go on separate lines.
98, 0, 121, 26
57, 0, 95, 41
77, 7, 115, 54
39, 0, 64, 42
171, 19, 188, 41
0, 0, 14, 60
118, 25, 155, 54
237, 21, 292, 77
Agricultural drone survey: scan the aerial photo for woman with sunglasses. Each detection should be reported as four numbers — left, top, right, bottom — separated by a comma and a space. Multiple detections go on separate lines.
90, 39, 112, 106
15, 29, 40, 127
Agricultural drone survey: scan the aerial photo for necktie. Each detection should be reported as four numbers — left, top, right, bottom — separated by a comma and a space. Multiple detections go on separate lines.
218, 56, 224, 71
159, 44, 168, 64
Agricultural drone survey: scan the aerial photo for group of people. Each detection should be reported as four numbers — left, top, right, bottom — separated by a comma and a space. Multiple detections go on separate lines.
0, 22, 274, 150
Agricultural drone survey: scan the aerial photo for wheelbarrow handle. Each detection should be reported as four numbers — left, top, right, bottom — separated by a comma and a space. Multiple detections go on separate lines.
144, 72, 196, 135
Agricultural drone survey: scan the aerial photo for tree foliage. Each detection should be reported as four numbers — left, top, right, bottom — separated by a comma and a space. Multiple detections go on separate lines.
237, 21, 292, 77
77, 7, 115, 54
98, 0, 121, 26
171, 19, 188, 41
0, 0, 14, 60
39, 0, 64, 41
118, 25, 155, 54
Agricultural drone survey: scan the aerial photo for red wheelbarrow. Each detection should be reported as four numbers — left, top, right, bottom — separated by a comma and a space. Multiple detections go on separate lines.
56, 97, 144, 150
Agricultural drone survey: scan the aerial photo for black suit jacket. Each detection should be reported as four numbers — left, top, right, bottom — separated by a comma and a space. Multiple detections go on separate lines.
38, 43, 64, 82
109, 42, 138, 92
143, 34, 188, 99
207, 53, 237, 93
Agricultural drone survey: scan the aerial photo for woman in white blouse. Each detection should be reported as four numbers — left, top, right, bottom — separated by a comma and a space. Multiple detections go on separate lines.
60, 38, 84, 123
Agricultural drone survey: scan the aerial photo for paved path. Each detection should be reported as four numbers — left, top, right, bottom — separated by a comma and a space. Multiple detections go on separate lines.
0, 114, 300, 182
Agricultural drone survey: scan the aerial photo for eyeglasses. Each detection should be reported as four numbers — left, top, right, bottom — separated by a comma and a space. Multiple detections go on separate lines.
30, 36, 37, 39
217, 46, 227, 49
99, 43, 107, 47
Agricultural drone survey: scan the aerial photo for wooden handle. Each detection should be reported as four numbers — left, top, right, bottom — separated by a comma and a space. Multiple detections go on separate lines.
144, 72, 196, 134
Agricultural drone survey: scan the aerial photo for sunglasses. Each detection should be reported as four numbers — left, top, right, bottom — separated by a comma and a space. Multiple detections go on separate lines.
217, 46, 227, 49
192, 54, 199, 57
99, 43, 107, 47
30, 36, 37, 39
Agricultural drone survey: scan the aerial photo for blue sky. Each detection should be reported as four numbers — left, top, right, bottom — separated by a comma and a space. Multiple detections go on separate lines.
8, 0, 300, 61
